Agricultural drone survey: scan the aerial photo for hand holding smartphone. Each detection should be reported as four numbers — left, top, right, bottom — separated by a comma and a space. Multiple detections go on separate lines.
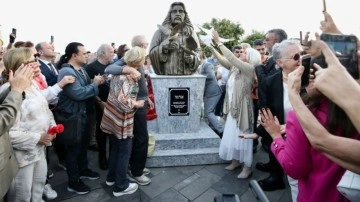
12, 28, 16, 36
300, 54, 312, 87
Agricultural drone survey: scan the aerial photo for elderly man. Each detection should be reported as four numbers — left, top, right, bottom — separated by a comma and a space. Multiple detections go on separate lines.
149, 2, 201, 75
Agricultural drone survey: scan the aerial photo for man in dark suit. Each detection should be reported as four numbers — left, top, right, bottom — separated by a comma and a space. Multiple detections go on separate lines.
0, 65, 33, 202
35, 42, 59, 86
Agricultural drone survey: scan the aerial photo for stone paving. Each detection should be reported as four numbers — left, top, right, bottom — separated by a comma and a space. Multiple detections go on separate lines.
46, 145, 291, 202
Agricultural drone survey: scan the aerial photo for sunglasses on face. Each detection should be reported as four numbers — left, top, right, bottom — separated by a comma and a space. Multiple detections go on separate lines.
284, 53, 301, 61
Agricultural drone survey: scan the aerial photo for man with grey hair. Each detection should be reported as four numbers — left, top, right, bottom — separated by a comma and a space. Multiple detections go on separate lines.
85, 43, 114, 170
105, 35, 153, 186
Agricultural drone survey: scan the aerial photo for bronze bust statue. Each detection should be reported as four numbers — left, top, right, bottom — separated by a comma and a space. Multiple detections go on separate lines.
149, 2, 201, 75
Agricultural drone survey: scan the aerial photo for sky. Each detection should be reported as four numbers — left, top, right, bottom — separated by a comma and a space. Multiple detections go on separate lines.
0, 0, 358, 54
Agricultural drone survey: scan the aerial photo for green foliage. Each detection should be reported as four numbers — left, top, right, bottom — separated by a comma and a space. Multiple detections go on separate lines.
241, 30, 266, 47
197, 18, 245, 57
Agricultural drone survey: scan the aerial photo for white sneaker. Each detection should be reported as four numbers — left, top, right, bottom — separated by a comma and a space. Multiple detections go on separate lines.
43, 184, 58, 200
105, 180, 115, 186
113, 183, 138, 197
143, 168, 151, 175
129, 174, 151, 186
225, 160, 241, 170
237, 165, 252, 179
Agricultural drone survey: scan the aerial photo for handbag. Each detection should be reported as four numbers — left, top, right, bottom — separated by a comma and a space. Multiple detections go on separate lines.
53, 111, 83, 145
337, 170, 360, 202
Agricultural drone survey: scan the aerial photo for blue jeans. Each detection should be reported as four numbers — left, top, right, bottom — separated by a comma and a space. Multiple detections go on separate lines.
107, 135, 133, 191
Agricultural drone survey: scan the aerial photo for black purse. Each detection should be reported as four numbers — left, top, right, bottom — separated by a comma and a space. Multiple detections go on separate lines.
53, 111, 83, 145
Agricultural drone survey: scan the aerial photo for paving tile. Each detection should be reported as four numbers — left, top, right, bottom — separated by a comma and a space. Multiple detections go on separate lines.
60, 188, 111, 202
240, 188, 259, 202
193, 188, 221, 202
45, 138, 291, 202
204, 164, 231, 178
173, 173, 201, 191
146, 167, 165, 176
179, 169, 221, 200
211, 169, 250, 196
175, 165, 205, 177
139, 168, 188, 199
149, 188, 188, 202
278, 188, 292, 202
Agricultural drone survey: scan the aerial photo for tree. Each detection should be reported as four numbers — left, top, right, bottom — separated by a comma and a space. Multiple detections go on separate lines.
241, 30, 266, 47
197, 18, 245, 57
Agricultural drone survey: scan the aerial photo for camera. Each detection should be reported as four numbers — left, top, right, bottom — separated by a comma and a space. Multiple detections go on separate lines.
313, 33, 359, 79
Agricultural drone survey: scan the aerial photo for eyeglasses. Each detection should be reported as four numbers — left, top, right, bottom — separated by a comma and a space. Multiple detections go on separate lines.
283, 53, 300, 61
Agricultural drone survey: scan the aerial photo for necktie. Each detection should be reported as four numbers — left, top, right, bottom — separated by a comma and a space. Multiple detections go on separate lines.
48, 63, 57, 75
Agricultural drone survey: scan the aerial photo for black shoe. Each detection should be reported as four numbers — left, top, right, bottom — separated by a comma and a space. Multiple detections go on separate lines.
47, 169, 54, 179
258, 176, 286, 191
99, 157, 109, 170
80, 169, 100, 180
88, 144, 98, 151
67, 180, 90, 195
255, 162, 271, 172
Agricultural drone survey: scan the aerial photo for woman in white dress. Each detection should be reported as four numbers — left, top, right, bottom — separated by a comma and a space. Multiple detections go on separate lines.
208, 30, 261, 178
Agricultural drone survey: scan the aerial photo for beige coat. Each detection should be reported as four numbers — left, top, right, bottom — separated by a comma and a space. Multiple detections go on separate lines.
0, 89, 21, 199
210, 45, 255, 132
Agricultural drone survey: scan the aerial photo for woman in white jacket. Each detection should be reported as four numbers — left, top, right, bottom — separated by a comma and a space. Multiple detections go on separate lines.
1, 47, 57, 202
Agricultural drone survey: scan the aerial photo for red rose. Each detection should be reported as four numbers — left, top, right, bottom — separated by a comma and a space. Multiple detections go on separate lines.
48, 124, 64, 135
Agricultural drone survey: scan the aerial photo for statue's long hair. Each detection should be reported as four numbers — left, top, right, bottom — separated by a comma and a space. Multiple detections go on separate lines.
162, 2, 193, 37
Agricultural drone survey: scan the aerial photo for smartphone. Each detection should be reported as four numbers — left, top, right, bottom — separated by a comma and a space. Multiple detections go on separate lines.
320, 33, 359, 79
301, 54, 312, 87
12, 28, 17, 36
51, 35, 54, 43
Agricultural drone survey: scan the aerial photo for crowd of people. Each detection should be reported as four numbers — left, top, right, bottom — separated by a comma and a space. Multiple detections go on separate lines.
0, 2, 360, 202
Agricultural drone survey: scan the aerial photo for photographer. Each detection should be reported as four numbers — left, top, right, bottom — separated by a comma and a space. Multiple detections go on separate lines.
288, 32, 360, 174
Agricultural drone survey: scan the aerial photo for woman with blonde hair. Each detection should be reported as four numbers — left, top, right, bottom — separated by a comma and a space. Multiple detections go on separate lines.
1, 47, 57, 202
101, 46, 147, 197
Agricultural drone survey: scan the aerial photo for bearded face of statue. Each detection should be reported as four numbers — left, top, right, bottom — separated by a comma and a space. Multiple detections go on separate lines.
170, 5, 185, 26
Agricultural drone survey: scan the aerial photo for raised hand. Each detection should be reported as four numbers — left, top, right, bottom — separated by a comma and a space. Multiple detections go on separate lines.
320, 11, 342, 34
9, 64, 34, 93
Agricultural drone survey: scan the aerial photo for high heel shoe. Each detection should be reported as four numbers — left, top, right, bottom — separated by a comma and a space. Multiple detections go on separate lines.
237, 165, 252, 179
225, 160, 241, 170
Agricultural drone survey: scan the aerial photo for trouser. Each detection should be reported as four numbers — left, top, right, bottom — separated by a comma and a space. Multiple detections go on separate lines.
204, 94, 224, 134
7, 156, 47, 202
253, 99, 259, 147
88, 112, 97, 146
107, 136, 132, 191
287, 175, 299, 201
95, 103, 110, 157
65, 114, 90, 182
129, 106, 149, 177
